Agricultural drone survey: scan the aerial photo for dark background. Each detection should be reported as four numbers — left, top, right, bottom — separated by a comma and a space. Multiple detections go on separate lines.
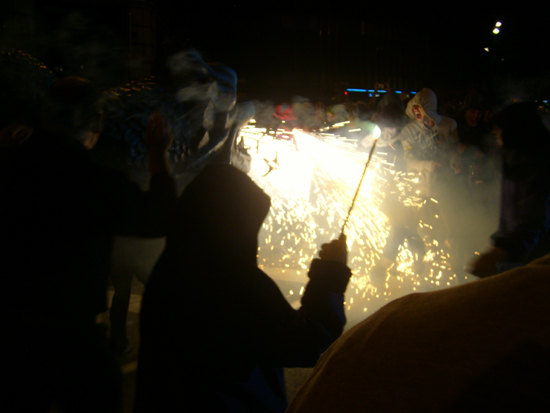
1, 0, 548, 103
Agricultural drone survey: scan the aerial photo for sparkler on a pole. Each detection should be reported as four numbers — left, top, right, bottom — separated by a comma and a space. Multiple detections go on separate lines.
240, 120, 461, 321
340, 126, 381, 238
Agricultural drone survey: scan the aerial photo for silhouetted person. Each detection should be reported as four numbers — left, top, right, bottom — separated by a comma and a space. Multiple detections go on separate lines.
0, 77, 175, 412
469, 102, 550, 277
450, 93, 500, 274
136, 163, 352, 412
456, 92, 490, 151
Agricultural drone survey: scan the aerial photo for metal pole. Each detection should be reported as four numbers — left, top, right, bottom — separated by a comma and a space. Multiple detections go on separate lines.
340, 138, 378, 237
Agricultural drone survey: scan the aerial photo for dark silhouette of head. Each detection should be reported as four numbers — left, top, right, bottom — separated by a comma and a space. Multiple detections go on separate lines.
493, 102, 550, 157
41, 77, 103, 148
377, 102, 407, 129
170, 164, 270, 264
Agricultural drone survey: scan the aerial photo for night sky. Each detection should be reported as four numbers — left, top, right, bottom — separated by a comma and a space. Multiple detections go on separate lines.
1, 1, 548, 100
156, 1, 549, 99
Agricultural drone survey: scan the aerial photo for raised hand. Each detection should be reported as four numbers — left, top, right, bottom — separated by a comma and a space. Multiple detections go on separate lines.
319, 234, 348, 265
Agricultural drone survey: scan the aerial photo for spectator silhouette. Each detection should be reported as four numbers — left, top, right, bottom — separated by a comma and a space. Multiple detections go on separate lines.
469, 101, 550, 277
136, 163, 352, 412
0, 77, 175, 412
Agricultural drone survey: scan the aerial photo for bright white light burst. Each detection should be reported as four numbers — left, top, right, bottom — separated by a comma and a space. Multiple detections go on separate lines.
239, 122, 462, 326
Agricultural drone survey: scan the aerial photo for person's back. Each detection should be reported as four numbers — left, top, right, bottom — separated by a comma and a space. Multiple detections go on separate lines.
0, 77, 175, 412
136, 163, 352, 412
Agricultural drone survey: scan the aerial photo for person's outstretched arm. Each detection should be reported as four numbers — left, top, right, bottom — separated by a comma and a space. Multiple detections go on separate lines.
248, 235, 352, 367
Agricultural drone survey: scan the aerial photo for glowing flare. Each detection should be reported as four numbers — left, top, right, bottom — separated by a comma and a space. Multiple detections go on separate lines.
373, 125, 381, 139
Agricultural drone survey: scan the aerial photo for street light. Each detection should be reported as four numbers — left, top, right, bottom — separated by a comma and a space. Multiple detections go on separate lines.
493, 28, 500, 34
495, 21, 502, 27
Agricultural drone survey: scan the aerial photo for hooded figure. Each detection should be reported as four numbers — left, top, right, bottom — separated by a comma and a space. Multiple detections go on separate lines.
395, 89, 462, 267
399, 88, 458, 172
136, 163, 352, 412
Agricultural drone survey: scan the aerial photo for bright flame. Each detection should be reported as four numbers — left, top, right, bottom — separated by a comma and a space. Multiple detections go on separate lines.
373, 125, 381, 139
493, 28, 500, 34
495, 21, 502, 27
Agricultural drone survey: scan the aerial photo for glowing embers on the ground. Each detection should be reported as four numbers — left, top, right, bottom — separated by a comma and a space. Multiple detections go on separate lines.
239, 122, 458, 323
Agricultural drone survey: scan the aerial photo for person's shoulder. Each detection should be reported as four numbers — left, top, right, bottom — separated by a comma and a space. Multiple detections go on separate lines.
396, 120, 418, 137
400, 119, 417, 130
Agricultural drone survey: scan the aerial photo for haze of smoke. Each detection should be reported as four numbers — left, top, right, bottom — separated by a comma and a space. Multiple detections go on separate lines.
328, 104, 351, 123
292, 96, 323, 130
252, 100, 278, 131
253, 96, 355, 132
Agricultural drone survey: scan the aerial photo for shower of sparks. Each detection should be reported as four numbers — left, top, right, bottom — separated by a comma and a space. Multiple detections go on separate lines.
239, 122, 462, 325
